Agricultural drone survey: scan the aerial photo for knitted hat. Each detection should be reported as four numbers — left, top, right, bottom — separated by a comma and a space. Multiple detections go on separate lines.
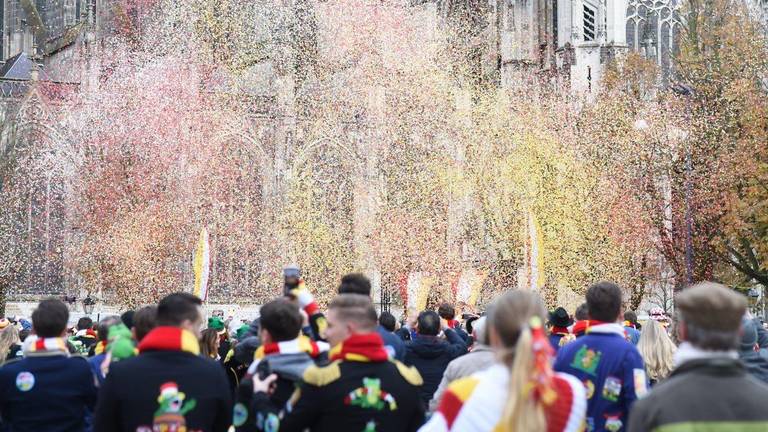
208, 316, 226, 334
235, 324, 251, 341
676, 282, 746, 333
648, 307, 669, 322
0, 318, 9, 330
549, 307, 573, 328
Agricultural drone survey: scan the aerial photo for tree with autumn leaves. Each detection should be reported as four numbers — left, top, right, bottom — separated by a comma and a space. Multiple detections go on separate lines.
581, 0, 768, 299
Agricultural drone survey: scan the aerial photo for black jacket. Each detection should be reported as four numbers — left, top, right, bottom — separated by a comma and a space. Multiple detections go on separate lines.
628, 357, 768, 432
93, 328, 232, 432
246, 359, 424, 432
403, 329, 467, 406
236, 352, 319, 432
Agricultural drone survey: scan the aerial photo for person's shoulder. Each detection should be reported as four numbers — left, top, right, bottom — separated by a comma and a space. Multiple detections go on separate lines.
443, 374, 482, 402
388, 359, 423, 386
302, 360, 342, 387
66, 355, 91, 366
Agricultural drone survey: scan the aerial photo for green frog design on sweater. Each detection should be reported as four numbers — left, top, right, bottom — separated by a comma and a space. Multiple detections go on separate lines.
152, 381, 197, 432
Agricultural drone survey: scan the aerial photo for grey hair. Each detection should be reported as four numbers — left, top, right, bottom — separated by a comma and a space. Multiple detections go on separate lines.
679, 315, 741, 351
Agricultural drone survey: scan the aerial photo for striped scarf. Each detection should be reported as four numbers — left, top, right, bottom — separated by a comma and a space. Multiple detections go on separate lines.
22, 336, 70, 357
138, 327, 201, 355
329, 333, 389, 362
255, 335, 329, 360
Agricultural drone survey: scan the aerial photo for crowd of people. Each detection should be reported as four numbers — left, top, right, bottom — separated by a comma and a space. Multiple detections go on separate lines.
1, 268, 768, 432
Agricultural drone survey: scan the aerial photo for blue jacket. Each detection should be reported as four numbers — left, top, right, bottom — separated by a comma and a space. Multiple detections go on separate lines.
404, 329, 467, 407
88, 354, 107, 387
378, 326, 405, 361
554, 324, 646, 432
624, 326, 640, 345
0, 355, 97, 431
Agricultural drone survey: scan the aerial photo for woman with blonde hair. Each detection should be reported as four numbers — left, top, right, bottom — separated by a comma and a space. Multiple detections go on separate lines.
637, 319, 676, 385
0, 319, 22, 364
421, 290, 586, 432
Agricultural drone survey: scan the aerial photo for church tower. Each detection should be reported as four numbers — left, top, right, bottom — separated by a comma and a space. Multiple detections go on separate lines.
554, 0, 628, 94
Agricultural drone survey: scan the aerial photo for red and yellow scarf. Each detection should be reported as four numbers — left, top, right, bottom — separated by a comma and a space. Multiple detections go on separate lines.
571, 320, 611, 336
550, 326, 570, 336
22, 336, 70, 357
138, 327, 200, 355
329, 333, 389, 362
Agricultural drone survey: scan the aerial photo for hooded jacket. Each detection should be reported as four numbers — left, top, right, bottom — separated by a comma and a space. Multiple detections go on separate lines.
92, 327, 232, 432
628, 357, 768, 432
404, 329, 467, 407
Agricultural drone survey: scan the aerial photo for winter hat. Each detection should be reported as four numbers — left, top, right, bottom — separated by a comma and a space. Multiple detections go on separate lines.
208, 316, 226, 334
0, 318, 9, 330
549, 307, 572, 328
740, 318, 759, 352
235, 324, 251, 341
107, 324, 137, 361
676, 282, 746, 333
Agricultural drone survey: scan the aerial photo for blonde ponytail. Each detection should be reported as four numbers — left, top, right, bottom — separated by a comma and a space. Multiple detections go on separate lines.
499, 326, 547, 432
488, 291, 551, 432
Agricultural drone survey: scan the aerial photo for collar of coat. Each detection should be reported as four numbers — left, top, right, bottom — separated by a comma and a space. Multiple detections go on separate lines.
673, 341, 738, 367
138, 326, 200, 355
671, 356, 745, 378
585, 322, 627, 338
329, 332, 389, 362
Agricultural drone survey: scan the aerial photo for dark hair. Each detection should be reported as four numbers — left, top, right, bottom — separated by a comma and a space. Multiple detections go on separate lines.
338, 273, 372, 296
575, 303, 589, 321
121, 310, 135, 329
438, 303, 456, 320
586, 282, 623, 322
200, 328, 220, 359
76, 317, 93, 331
133, 306, 157, 342
156, 293, 202, 327
624, 310, 638, 324
379, 311, 396, 332
18, 329, 30, 342
259, 299, 303, 342
329, 294, 377, 331
417, 310, 441, 336
31, 298, 69, 338
97, 316, 121, 342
